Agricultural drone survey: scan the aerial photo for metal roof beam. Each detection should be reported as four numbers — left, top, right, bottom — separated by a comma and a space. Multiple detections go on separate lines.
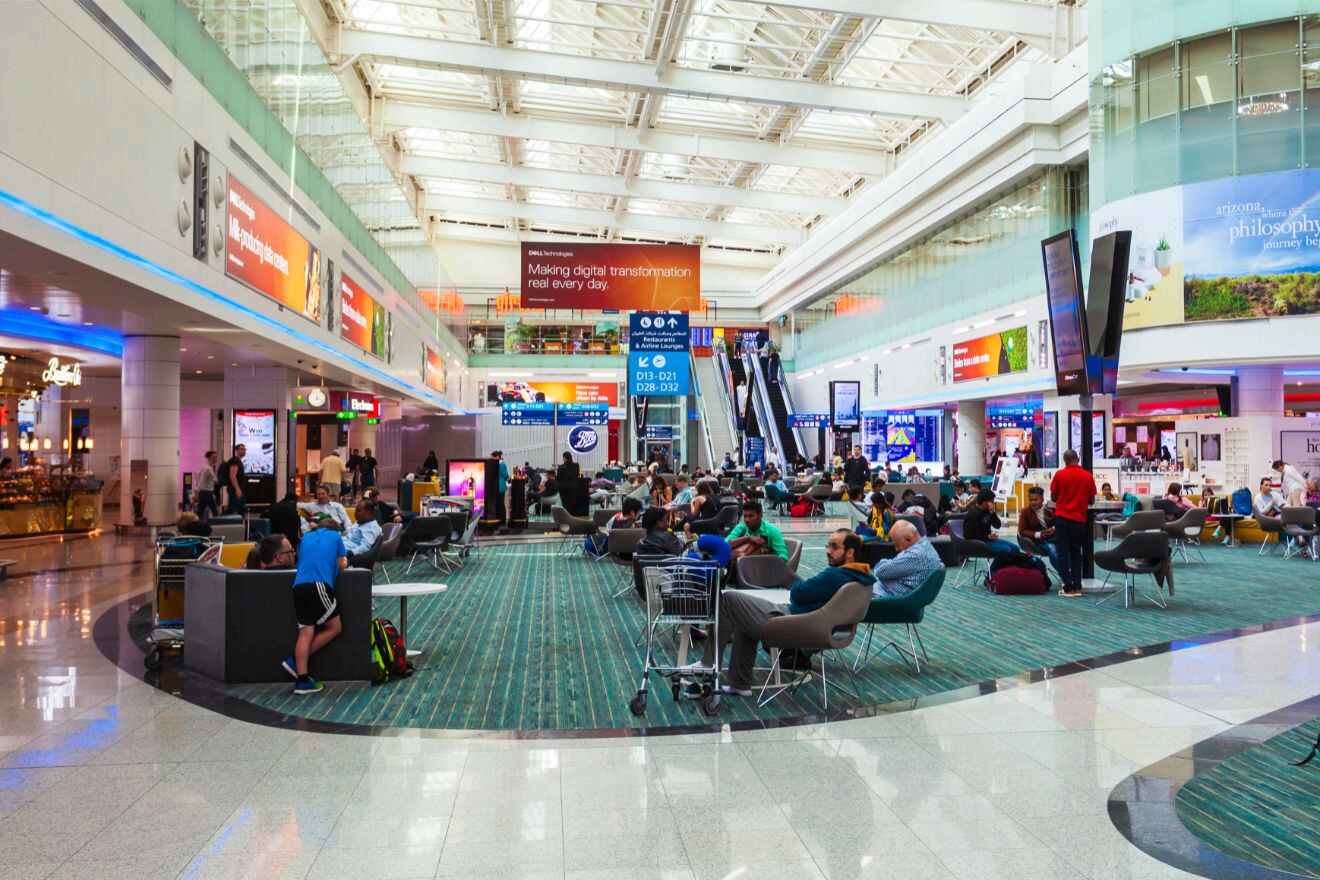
421, 195, 804, 246
335, 27, 967, 121
382, 102, 892, 175
399, 155, 841, 214
766, 0, 1061, 40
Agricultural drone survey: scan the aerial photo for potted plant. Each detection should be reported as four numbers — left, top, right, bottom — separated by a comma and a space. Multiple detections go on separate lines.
1154, 236, 1172, 271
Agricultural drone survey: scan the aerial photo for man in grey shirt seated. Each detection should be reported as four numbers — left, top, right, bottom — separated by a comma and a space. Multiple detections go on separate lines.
871, 520, 942, 598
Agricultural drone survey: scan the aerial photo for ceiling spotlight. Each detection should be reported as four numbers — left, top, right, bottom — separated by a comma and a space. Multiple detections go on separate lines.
83, 321, 94, 326
28, 306, 41, 312
194, 369, 203, 374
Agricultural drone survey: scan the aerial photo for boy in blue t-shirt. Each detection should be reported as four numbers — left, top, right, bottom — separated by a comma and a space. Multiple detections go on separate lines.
282, 514, 347, 694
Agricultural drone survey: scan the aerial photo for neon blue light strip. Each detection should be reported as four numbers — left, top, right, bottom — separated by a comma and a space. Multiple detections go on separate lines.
0, 187, 465, 413
1285, 370, 1320, 377
1158, 368, 1237, 376
0, 309, 123, 356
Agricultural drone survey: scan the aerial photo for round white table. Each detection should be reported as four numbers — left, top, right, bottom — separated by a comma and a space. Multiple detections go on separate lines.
372, 582, 447, 656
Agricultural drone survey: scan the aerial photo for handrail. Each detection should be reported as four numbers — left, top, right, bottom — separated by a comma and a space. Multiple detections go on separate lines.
711, 347, 742, 458
689, 352, 718, 471
743, 352, 787, 470
772, 356, 807, 461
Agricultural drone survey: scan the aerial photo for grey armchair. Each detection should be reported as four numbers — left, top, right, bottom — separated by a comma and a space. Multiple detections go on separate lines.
1108, 510, 1167, 543
1163, 508, 1208, 563
1253, 510, 1285, 556
1281, 506, 1319, 561
756, 580, 873, 710
735, 554, 797, 589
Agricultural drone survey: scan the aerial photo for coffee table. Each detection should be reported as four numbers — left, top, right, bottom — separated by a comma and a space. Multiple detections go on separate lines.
372, 582, 448, 656
1215, 513, 1246, 548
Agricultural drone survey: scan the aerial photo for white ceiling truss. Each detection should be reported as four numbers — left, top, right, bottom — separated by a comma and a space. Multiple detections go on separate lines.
189, 0, 1080, 263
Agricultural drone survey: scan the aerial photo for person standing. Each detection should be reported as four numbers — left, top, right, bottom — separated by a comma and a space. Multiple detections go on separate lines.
360, 447, 378, 490
195, 450, 220, 521
1050, 449, 1096, 598
843, 445, 870, 501
222, 444, 247, 515
1274, 459, 1307, 507
281, 515, 347, 695
319, 448, 346, 500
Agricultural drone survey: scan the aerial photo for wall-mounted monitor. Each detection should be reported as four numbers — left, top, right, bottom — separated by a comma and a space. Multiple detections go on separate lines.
1041, 230, 1089, 397
829, 380, 861, 429
1085, 230, 1132, 395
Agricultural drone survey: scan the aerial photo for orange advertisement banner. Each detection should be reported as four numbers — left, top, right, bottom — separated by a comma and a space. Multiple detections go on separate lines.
225, 175, 322, 322
952, 326, 1028, 382
340, 273, 385, 357
521, 243, 700, 311
423, 348, 445, 393
486, 381, 618, 406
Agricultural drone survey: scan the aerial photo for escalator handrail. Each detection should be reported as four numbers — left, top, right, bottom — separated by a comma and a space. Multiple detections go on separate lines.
743, 351, 787, 470
711, 347, 742, 459
688, 352, 719, 471
771, 357, 808, 461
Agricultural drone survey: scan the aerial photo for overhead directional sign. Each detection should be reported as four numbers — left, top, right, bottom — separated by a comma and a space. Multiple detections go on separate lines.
557, 402, 609, 426
629, 351, 690, 396
629, 311, 691, 396
501, 401, 555, 426
629, 312, 689, 352
788, 412, 830, 429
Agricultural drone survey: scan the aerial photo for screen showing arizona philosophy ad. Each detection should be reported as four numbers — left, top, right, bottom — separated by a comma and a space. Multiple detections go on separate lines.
1093, 167, 1320, 330
952, 326, 1028, 382
339, 272, 386, 357
423, 347, 445, 393
485, 381, 618, 407
521, 243, 700, 311
225, 175, 322, 322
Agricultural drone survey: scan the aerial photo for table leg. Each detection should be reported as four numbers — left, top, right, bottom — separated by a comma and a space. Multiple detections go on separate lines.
400, 596, 421, 657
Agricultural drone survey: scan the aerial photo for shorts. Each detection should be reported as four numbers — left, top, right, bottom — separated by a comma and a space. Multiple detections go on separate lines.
292, 581, 339, 628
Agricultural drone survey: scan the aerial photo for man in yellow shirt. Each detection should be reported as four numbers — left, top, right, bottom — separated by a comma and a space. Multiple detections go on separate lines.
319, 449, 346, 499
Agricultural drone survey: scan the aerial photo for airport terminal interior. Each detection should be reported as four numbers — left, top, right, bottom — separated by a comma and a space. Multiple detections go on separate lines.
8, 1, 1320, 878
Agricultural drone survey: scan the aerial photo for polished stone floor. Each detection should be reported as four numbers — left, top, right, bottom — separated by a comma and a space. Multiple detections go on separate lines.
0, 533, 1312, 879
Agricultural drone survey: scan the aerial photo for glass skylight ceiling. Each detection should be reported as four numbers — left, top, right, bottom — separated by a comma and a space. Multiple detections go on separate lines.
188, 0, 1067, 259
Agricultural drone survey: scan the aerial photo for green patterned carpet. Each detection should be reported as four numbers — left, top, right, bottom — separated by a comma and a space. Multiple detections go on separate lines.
229, 537, 1320, 733
1178, 718, 1320, 877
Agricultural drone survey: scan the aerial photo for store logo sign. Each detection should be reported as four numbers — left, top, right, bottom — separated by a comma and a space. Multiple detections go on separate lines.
41, 358, 81, 387
567, 425, 600, 454
347, 396, 374, 413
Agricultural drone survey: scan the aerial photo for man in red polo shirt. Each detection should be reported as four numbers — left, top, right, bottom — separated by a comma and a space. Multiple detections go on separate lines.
1050, 448, 1096, 597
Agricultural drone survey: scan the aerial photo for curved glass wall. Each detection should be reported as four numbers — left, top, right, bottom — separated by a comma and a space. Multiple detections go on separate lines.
787, 169, 1082, 370
1092, 14, 1320, 208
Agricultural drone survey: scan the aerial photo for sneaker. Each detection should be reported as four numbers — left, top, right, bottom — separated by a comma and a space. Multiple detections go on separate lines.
281, 656, 298, 679
1058, 588, 1084, 598
719, 684, 753, 697
293, 675, 323, 695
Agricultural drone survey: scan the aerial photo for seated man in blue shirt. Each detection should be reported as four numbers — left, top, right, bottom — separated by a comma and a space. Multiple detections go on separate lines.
690, 529, 875, 696
870, 520, 942, 598
283, 514, 347, 695
343, 499, 383, 565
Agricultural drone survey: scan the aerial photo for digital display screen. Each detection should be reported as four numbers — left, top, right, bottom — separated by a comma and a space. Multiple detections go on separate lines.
1042, 230, 1089, 396
225, 175, 321, 322
830, 380, 861, 429
340, 272, 386, 358
233, 409, 276, 475
423, 348, 445, 393
446, 459, 487, 516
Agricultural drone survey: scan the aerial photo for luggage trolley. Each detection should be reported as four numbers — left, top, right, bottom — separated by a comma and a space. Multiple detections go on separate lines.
629, 556, 723, 718
145, 535, 221, 669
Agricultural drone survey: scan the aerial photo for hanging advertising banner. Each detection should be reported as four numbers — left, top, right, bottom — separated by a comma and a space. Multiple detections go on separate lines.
952, 327, 1028, 382
1093, 167, 1320, 330
233, 409, 276, 476
521, 243, 701, 311
339, 273, 386, 358
225, 175, 322, 322
485, 382, 618, 407
423, 347, 445, 393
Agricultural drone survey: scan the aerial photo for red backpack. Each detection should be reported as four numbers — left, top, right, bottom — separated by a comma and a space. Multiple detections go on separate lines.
790, 498, 812, 518
988, 565, 1050, 595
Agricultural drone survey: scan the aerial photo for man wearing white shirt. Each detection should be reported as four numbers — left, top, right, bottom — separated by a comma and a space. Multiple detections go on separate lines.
298, 484, 351, 533
1274, 459, 1307, 506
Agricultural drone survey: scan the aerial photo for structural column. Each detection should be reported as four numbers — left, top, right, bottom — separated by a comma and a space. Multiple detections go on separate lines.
955, 399, 986, 475
1233, 366, 1284, 416
120, 336, 180, 526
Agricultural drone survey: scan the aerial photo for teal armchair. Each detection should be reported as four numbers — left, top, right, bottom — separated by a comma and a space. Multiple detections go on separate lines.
852, 568, 945, 674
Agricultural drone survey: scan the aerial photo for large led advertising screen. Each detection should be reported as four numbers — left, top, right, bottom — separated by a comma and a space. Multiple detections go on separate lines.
1041, 230, 1089, 396
225, 175, 322, 322
485, 381, 618, 407
952, 326, 1028, 382
423, 347, 445, 393
830, 380, 861, 429
520, 243, 701, 311
339, 272, 386, 358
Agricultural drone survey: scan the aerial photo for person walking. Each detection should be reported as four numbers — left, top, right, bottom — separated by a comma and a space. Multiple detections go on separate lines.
843, 445, 870, 501
221, 444, 247, 515
195, 451, 220, 521
493, 450, 509, 524
1051, 449, 1096, 598
319, 448, 346, 500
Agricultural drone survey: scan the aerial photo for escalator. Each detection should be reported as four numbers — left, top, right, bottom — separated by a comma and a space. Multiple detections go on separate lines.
694, 352, 739, 469
742, 352, 786, 470
765, 356, 805, 465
